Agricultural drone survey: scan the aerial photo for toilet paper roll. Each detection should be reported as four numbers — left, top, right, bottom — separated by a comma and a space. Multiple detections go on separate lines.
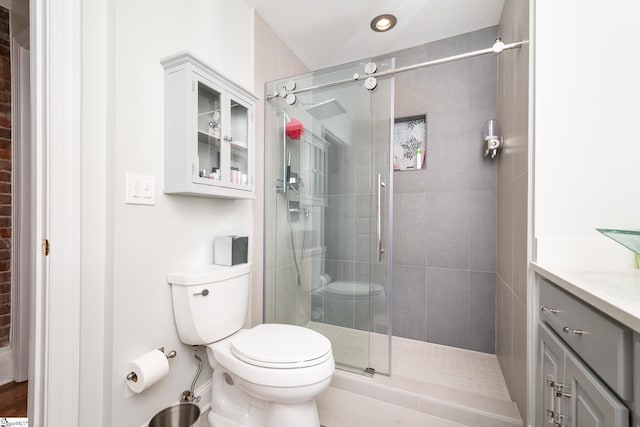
126, 349, 169, 393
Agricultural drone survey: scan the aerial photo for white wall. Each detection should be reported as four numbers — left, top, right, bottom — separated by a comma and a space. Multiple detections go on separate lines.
80, 1, 256, 426
80, 0, 112, 424
534, 1, 640, 268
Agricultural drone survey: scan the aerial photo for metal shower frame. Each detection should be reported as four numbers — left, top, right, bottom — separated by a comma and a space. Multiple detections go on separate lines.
267, 38, 528, 100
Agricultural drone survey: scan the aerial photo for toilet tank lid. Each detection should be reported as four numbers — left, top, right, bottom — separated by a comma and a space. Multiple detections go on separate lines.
167, 263, 251, 286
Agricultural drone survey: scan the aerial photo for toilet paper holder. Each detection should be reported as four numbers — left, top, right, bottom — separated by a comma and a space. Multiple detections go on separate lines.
126, 347, 177, 383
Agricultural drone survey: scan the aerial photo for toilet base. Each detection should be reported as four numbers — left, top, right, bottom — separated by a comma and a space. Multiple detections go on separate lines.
208, 368, 323, 427
265, 400, 320, 427
208, 410, 244, 427
208, 401, 320, 427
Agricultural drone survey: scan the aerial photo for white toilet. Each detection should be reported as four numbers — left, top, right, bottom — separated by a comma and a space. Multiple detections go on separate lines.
168, 263, 334, 427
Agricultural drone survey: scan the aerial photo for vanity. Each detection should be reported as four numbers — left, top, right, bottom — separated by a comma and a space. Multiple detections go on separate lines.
533, 264, 640, 427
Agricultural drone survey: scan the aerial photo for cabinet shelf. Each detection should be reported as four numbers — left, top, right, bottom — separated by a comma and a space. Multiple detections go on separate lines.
198, 109, 221, 116
198, 130, 221, 142
230, 141, 247, 149
197, 130, 246, 149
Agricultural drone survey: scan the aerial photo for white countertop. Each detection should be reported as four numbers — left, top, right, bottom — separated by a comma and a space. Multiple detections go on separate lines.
532, 262, 640, 333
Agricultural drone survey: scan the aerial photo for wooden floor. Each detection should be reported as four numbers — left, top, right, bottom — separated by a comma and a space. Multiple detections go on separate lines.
0, 381, 28, 417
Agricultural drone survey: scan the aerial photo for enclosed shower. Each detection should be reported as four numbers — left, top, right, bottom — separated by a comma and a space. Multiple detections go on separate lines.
264, 57, 395, 375
264, 28, 525, 382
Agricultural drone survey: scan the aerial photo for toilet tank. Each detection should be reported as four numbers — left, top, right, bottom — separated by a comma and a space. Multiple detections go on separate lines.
167, 263, 250, 345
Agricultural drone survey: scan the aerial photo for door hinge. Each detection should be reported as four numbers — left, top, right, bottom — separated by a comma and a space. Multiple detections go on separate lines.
553, 382, 572, 398
41, 239, 50, 256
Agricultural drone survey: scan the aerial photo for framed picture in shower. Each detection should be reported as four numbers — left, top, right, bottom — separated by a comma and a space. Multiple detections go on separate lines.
393, 115, 426, 171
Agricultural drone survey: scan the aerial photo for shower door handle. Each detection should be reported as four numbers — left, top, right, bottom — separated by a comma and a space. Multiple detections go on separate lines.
377, 174, 386, 261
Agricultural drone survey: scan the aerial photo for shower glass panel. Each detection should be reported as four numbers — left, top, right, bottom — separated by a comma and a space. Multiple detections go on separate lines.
264, 58, 393, 375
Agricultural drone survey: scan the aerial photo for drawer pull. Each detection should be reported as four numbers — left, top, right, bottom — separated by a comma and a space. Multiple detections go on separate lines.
541, 306, 561, 314
562, 326, 589, 336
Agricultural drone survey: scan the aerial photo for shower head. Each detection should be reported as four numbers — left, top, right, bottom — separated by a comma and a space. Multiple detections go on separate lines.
305, 98, 346, 121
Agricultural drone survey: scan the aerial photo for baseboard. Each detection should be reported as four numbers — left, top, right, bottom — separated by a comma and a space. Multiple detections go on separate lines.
194, 378, 212, 414
0, 348, 13, 386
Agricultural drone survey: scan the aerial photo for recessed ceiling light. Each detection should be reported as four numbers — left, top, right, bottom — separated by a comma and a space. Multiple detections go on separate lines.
370, 14, 397, 33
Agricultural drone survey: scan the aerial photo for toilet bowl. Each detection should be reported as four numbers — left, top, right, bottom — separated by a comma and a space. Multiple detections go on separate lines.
168, 264, 334, 427
208, 324, 334, 426
312, 280, 386, 331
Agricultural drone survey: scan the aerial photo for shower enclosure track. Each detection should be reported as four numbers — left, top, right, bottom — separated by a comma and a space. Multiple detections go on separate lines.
267, 39, 527, 99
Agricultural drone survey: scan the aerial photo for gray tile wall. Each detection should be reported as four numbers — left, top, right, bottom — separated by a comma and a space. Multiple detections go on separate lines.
496, 0, 530, 422
390, 27, 499, 354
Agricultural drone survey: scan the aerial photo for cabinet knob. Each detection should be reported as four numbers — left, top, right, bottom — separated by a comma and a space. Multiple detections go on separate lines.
541, 306, 560, 314
562, 326, 589, 336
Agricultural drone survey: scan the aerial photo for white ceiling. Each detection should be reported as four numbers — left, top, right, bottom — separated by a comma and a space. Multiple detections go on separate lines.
247, 0, 506, 70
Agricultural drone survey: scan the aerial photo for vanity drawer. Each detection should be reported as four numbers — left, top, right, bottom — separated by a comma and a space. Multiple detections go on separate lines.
539, 278, 633, 400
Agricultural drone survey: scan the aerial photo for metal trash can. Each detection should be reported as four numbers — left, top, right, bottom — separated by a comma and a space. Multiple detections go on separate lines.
149, 403, 201, 427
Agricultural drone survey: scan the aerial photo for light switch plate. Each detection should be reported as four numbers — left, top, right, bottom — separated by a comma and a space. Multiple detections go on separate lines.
125, 172, 155, 205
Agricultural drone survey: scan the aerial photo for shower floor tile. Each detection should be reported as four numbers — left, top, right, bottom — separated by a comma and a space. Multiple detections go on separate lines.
307, 321, 511, 402
389, 334, 511, 402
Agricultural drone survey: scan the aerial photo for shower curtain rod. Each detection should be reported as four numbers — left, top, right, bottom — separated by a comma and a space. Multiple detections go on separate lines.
267, 39, 528, 99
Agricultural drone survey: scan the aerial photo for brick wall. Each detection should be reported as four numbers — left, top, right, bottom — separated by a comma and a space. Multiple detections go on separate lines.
0, 6, 11, 348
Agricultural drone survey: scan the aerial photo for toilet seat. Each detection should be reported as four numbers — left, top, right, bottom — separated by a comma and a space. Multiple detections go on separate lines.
210, 327, 335, 389
231, 324, 331, 368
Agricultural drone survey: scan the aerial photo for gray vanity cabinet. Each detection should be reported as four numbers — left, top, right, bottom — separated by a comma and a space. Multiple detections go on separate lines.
539, 323, 629, 427
537, 275, 635, 427
635, 334, 640, 427
565, 349, 629, 427
538, 323, 565, 425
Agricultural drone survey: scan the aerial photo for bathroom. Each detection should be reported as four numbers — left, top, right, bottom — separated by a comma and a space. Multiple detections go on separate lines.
7, 1, 640, 427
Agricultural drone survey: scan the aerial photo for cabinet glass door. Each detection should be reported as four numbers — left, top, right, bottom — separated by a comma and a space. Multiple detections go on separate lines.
197, 82, 222, 181
229, 97, 249, 186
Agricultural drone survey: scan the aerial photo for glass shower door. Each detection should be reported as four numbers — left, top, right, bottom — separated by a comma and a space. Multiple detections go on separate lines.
264, 58, 393, 375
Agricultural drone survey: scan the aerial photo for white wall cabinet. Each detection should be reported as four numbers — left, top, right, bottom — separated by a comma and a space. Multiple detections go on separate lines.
162, 52, 257, 198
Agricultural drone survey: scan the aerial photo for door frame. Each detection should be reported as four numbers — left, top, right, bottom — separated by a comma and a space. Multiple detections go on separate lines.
29, 0, 82, 425
11, 27, 30, 383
